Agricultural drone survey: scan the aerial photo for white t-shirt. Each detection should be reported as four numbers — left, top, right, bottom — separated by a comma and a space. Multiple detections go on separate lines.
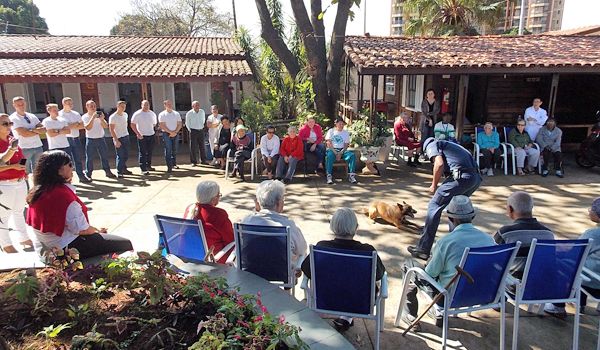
58, 109, 82, 138
325, 128, 351, 149
109, 112, 129, 139
158, 110, 182, 131
524, 106, 548, 141
131, 109, 157, 136
207, 114, 222, 145
260, 134, 280, 158
9, 112, 42, 149
81, 113, 106, 139
42, 117, 69, 149
31, 200, 89, 251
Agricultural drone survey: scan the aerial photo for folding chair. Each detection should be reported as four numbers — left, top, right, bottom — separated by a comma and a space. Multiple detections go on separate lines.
473, 125, 508, 175
395, 243, 520, 350
502, 126, 542, 175
233, 223, 303, 296
581, 267, 600, 350
508, 239, 592, 350
391, 144, 408, 164
225, 133, 259, 180
300, 245, 388, 350
154, 214, 235, 264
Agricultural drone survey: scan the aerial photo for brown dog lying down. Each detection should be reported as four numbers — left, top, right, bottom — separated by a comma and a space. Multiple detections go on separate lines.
359, 201, 422, 231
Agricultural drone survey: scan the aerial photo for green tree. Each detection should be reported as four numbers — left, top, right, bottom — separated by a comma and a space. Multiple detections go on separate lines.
404, 0, 505, 36
111, 0, 231, 36
255, 0, 361, 119
0, 0, 48, 34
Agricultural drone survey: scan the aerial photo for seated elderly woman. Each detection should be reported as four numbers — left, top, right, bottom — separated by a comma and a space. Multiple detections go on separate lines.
185, 181, 234, 263
476, 122, 502, 177
230, 124, 254, 182
26, 150, 133, 259
298, 116, 325, 172
301, 207, 386, 332
276, 126, 304, 184
242, 180, 307, 267
393, 113, 421, 167
508, 118, 540, 176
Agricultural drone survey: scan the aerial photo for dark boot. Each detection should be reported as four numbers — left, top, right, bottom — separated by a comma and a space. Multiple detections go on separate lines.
413, 155, 421, 165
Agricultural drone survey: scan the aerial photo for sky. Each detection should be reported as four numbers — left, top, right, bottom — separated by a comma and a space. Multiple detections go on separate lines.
33, 0, 600, 37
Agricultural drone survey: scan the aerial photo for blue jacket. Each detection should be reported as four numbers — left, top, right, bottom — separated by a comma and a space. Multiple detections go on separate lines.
477, 131, 500, 149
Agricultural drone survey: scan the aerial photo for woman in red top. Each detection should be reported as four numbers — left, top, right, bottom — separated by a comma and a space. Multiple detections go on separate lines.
276, 126, 304, 184
187, 181, 234, 263
0, 113, 32, 253
298, 117, 325, 172
394, 113, 422, 167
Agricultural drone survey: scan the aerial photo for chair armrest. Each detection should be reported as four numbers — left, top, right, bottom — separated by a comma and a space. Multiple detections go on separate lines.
251, 148, 259, 158
505, 274, 520, 286
499, 143, 507, 154
380, 272, 389, 299
300, 275, 310, 290
582, 267, 600, 284
532, 142, 540, 151
226, 149, 232, 158
405, 267, 447, 295
294, 254, 306, 271
213, 242, 236, 262
472, 142, 480, 157
225, 250, 236, 266
501, 142, 514, 152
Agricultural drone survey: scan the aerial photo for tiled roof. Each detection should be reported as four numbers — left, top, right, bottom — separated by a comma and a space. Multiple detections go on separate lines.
544, 25, 600, 36
0, 57, 252, 82
0, 35, 253, 81
0, 35, 245, 59
344, 35, 600, 74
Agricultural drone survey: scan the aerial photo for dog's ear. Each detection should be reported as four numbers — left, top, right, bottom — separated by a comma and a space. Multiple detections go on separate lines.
397, 203, 404, 210
403, 201, 407, 205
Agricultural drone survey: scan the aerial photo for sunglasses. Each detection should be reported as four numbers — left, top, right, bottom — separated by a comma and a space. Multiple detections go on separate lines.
0, 121, 13, 127
24, 116, 31, 124
517, 124, 525, 126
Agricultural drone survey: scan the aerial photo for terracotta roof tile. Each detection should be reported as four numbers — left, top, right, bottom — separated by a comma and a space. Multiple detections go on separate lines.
344, 35, 600, 73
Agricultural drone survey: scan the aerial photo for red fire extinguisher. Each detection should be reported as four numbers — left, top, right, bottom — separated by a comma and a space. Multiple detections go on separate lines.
441, 88, 450, 114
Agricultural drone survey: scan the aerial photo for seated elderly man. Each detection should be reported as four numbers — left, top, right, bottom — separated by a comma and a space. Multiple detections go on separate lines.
493, 191, 563, 317
535, 117, 563, 178
301, 207, 386, 332
477, 122, 502, 177
400, 196, 495, 329
242, 180, 307, 267
434, 113, 456, 141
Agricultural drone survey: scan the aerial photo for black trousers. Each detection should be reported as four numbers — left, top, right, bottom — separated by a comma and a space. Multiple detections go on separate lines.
67, 233, 133, 260
234, 150, 252, 177
137, 135, 155, 171
480, 148, 502, 169
402, 258, 444, 318
189, 128, 207, 164
541, 149, 562, 171
581, 285, 600, 307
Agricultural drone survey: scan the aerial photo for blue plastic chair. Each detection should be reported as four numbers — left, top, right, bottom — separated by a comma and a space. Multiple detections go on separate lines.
301, 245, 388, 350
154, 214, 234, 264
473, 125, 508, 175
508, 239, 593, 350
395, 243, 521, 350
233, 223, 301, 295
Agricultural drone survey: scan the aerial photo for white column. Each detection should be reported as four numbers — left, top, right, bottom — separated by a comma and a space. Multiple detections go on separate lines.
165, 82, 175, 103
4, 83, 28, 114
61, 83, 83, 112
97, 83, 119, 110
150, 82, 165, 112
190, 82, 210, 111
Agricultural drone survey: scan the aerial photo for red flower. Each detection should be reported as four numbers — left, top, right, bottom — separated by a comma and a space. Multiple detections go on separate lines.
255, 315, 263, 322
278, 314, 285, 324
209, 292, 216, 298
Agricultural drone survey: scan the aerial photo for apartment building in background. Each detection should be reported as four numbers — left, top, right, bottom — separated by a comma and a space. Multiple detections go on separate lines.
390, 0, 565, 36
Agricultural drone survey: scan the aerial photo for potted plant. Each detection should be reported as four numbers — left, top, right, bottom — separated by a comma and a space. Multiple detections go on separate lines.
347, 112, 393, 174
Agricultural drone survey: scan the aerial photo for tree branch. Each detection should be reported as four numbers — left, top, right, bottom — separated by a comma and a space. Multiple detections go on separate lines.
254, 0, 300, 77
310, 0, 326, 55
326, 0, 352, 96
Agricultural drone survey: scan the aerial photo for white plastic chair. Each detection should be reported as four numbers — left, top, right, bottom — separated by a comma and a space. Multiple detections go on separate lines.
502, 126, 542, 175
225, 133, 259, 180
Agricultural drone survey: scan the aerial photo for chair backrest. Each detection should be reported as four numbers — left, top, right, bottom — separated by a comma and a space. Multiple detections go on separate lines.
154, 214, 208, 263
503, 126, 514, 143
449, 243, 520, 309
310, 245, 377, 316
521, 239, 591, 302
233, 223, 291, 284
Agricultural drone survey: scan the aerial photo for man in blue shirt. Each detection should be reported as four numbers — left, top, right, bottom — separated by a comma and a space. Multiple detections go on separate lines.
408, 138, 482, 260
400, 196, 495, 329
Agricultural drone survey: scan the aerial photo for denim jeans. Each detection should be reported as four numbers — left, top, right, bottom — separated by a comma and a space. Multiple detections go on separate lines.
325, 149, 356, 175
275, 156, 299, 180
21, 146, 43, 174
85, 137, 111, 176
304, 142, 325, 171
67, 137, 86, 177
137, 135, 155, 171
162, 133, 179, 168
115, 136, 130, 174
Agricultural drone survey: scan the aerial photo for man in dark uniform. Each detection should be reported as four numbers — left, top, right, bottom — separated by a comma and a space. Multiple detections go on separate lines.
407, 137, 482, 260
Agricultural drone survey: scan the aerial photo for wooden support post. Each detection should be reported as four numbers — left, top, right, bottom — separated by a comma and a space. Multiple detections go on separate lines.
141, 82, 148, 101
344, 56, 350, 106
548, 73, 559, 117
455, 75, 469, 142
370, 75, 379, 137
358, 74, 364, 112
0, 83, 7, 113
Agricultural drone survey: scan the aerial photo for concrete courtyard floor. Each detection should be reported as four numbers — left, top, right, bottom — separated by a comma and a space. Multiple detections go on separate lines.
10, 147, 600, 349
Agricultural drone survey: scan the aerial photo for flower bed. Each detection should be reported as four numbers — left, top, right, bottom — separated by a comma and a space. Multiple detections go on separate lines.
0, 250, 308, 350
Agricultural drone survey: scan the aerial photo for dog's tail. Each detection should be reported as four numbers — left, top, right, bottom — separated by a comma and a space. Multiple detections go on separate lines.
356, 207, 370, 215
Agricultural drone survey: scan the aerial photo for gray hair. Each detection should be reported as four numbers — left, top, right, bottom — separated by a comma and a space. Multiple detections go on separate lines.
256, 180, 285, 210
507, 191, 534, 216
330, 207, 358, 238
287, 125, 297, 133
196, 181, 220, 204
484, 122, 493, 129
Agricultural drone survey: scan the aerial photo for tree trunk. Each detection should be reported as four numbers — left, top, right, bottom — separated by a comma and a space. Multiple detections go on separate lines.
325, 0, 352, 119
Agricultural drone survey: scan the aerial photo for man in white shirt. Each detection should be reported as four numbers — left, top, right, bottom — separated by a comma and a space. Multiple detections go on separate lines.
185, 100, 207, 166
325, 118, 357, 185
130, 100, 157, 175
260, 125, 280, 179
158, 100, 183, 173
524, 97, 548, 141
81, 100, 116, 179
9, 96, 45, 174
109, 101, 132, 178
59, 97, 90, 183
206, 105, 223, 163
42, 104, 71, 152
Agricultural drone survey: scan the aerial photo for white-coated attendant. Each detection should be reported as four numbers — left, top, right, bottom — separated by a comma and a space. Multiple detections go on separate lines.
523, 97, 548, 141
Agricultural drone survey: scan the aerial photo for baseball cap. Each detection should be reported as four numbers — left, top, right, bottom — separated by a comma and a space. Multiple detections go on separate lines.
235, 125, 248, 132
334, 117, 346, 124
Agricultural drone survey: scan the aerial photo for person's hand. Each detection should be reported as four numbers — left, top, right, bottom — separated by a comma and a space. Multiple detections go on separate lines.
95, 112, 103, 119
9, 164, 26, 171
267, 157, 272, 164
489, 148, 495, 153
294, 269, 302, 278
408, 137, 414, 142
136, 134, 143, 140
336, 153, 342, 161
114, 140, 121, 148
428, 184, 437, 194
98, 228, 108, 234
170, 132, 177, 138
284, 156, 289, 163
310, 144, 316, 152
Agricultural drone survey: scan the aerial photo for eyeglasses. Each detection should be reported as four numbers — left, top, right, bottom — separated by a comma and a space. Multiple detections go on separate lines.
517, 124, 525, 126
0, 122, 13, 127
23, 116, 31, 124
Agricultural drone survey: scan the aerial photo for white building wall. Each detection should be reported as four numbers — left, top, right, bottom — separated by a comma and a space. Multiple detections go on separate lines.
190, 82, 211, 111
164, 82, 175, 103
97, 83, 118, 110
4, 83, 29, 114
150, 82, 165, 113
61, 83, 83, 112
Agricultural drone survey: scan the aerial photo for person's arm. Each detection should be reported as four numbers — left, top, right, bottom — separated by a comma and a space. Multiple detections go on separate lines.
493, 230, 506, 244
65, 201, 106, 236
98, 114, 108, 129
424, 242, 443, 279
174, 119, 183, 134
0, 144, 18, 163
260, 136, 268, 156
0, 163, 25, 172
130, 122, 143, 140
315, 125, 324, 144
508, 130, 517, 146
270, 137, 280, 157
13, 127, 39, 137
430, 155, 444, 192
109, 122, 120, 147
158, 119, 171, 133
83, 115, 95, 130
449, 124, 456, 138
433, 100, 441, 120
185, 111, 192, 132
292, 224, 308, 261
553, 128, 562, 151
537, 112, 548, 126
492, 132, 500, 149
279, 138, 289, 157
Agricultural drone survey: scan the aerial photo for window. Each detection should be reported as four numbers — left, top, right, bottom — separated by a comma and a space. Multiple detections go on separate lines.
401, 75, 424, 110
32, 83, 63, 113
174, 83, 191, 111
385, 76, 396, 95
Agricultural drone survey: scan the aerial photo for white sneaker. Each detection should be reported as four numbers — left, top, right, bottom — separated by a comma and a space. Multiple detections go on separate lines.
487, 168, 494, 176
348, 173, 357, 184
480, 168, 488, 175
326, 174, 334, 185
